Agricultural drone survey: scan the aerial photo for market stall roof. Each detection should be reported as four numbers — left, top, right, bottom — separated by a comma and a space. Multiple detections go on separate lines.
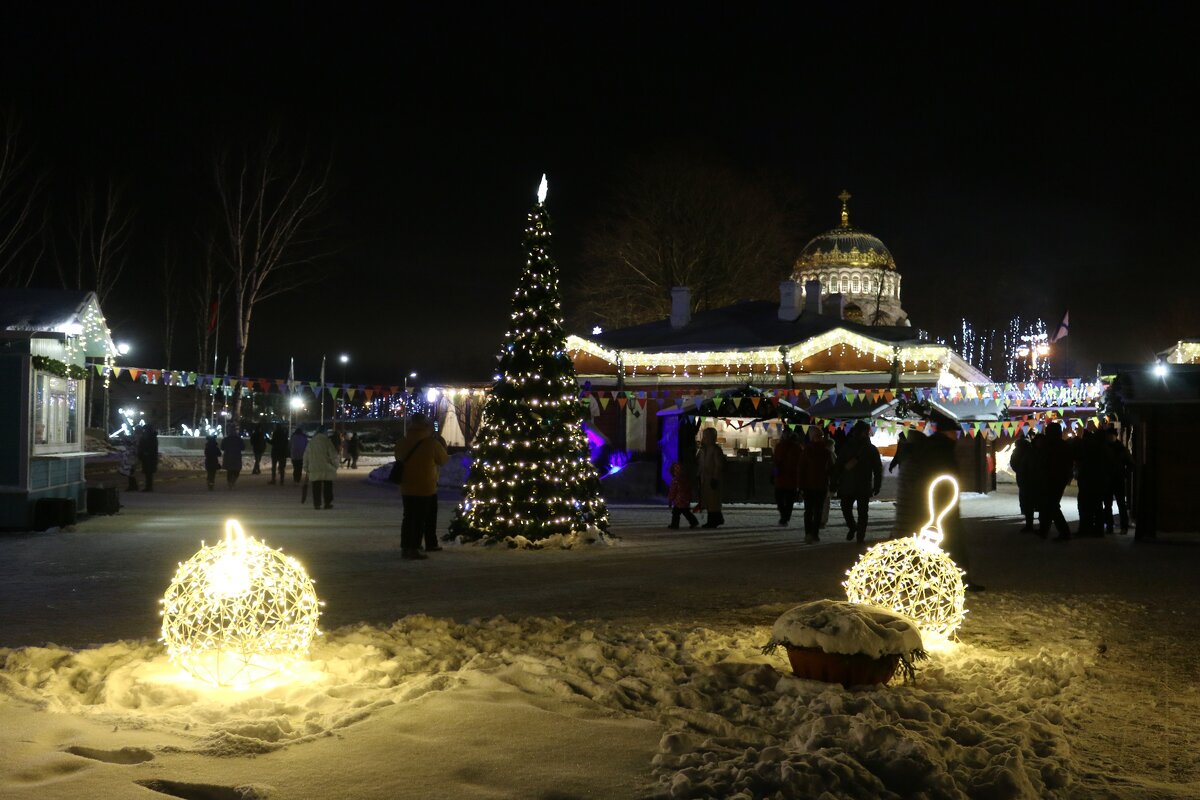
0, 288, 116, 359
656, 384, 810, 420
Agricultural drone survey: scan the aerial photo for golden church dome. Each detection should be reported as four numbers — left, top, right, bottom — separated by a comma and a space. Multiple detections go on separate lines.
793, 190, 897, 272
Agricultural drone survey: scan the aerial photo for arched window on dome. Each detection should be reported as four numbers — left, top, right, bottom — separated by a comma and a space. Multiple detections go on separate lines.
852, 276, 860, 293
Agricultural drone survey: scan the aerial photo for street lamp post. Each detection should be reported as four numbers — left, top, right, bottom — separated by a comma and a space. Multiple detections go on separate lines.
103, 341, 131, 435
339, 354, 349, 419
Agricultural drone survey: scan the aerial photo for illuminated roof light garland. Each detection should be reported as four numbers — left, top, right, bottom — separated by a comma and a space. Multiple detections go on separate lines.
160, 519, 322, 688
843, 475, 967, 641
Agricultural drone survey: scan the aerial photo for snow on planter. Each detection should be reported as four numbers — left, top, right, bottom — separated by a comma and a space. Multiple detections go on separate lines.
762, 599, 926, 687
160, 519, 322, 688
844, 474, 967, 640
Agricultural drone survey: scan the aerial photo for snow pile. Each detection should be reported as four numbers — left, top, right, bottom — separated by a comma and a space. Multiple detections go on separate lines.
491, 525, 618, 550
0, 605, 1091, 798
769, 600, 923, 659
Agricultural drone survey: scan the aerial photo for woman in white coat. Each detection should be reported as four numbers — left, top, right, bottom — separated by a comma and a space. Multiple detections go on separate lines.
303, 426, 340, 510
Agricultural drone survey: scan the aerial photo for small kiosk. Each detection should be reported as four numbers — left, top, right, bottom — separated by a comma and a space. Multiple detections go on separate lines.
0, 289, 116, 530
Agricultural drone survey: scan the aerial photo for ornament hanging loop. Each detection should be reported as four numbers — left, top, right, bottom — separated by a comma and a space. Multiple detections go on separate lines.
916, 474, 959, 548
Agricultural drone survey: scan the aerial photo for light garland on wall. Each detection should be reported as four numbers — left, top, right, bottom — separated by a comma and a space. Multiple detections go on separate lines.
160, 519, 322, 688
1166, 340, 1200, 364
843, 475, 967, 641
569, 328, 953, 380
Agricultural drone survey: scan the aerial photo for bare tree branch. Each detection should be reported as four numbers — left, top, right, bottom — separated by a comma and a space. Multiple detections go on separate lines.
56, 179, 134, 306
569, 155, 801, 330
0, 113, 48, 286
211, 131, 331, 422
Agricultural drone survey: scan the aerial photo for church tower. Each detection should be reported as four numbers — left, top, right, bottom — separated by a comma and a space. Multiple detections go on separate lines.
790, 191, 910, 326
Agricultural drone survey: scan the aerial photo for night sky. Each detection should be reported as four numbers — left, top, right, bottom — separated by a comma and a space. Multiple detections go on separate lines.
3, 4, 1195, 384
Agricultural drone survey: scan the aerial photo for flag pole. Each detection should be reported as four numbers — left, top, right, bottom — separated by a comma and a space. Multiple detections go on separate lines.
288, 356, 295, 432
319, 355, 326, 427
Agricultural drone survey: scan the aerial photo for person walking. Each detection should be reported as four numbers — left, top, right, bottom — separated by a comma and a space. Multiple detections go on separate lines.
269, 423, 290, 485
304, 426, 340, 509
1010, 434, 1036, 531
221, 426, 244, 488
250, 423, 267, 475
290, 427, 308, 483
666, 461, 700, 529
798, 426, 834, 543
203, 433, 221, 490
832, 420, 882, 544
137, 423, 159, 492
696, 427, 727, 529
1075, 428, 1114, 536
396, 414, 449, 559
119, 429, 140, 491
1103, 427, 1133, 534
347, 432, 362, 469
1034, 421, 1074, 540
772, 429, 802, 526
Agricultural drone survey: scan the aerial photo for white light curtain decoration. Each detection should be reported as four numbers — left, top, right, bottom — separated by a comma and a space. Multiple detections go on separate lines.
160, 519, 322, 688
843, 475, 966, 640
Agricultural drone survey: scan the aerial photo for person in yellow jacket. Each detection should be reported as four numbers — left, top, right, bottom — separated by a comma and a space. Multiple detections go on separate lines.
396, 414, 450, 560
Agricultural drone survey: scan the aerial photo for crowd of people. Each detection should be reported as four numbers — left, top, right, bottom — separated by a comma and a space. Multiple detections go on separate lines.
1010, 422, 1133, 540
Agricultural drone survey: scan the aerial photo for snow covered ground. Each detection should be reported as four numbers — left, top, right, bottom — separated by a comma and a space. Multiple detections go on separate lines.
1, 471, 1197, 799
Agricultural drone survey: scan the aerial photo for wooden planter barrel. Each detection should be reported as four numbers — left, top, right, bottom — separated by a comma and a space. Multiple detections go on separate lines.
784, 645, 900, 687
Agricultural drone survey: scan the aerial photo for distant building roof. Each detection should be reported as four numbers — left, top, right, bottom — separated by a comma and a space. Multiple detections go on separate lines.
0, 288, 115, 358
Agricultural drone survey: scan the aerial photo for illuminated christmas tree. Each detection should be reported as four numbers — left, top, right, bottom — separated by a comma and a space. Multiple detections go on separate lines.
451, 176, 609, 542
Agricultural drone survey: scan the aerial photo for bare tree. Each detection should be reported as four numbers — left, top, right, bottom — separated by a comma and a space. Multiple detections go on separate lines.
212, 132, 330, 423
0, 113, 48, 286
157, 241, 183, 431
569, 155, 801, 330
190, 238, 223, 429
57, 180, 134, 306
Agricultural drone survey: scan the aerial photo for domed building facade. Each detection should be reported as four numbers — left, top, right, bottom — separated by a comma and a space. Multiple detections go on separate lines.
791, 190, 910, 326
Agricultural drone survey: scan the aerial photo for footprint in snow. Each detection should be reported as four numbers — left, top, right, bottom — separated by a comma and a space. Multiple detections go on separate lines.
63, 745, 154, 765
134, 779, 274, 800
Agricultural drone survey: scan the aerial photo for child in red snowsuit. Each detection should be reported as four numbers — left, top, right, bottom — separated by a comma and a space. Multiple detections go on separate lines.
667, 461, 700, 529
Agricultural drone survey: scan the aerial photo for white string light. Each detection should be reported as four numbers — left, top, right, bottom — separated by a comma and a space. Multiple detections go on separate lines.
843, 475, 967, 640
160, 519, 322, 688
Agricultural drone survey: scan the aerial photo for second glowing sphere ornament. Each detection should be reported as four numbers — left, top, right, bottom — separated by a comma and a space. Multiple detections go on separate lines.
160, 519, 322, 688
843, 475, 967, 640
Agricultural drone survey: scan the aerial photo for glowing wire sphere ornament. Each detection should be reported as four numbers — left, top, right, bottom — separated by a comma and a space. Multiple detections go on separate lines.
160, 519, 322, 688
843, 475, 967, 640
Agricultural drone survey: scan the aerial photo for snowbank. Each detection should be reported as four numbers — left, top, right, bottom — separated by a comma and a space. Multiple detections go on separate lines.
1, 608, 1091, 799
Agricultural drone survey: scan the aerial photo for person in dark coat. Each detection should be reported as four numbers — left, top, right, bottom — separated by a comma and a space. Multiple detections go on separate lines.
772, 429, 803, 526
137, 424, 159, 492
347, 432, 362, 469
798, 426, 834, 543
120, 429, 140, 491
250, 423, 267, 475
221, 426, 244, 488
290, 427, 308, 483
1009, 434, 1036, 531
832, 421, 882, 543
1075, 428, 1115, 536
1102, 427, 1134, 534
1034, 422, 1073, 540
696, 427, 727, 529
269, 423, 290, 485
203, 434, 221, 490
